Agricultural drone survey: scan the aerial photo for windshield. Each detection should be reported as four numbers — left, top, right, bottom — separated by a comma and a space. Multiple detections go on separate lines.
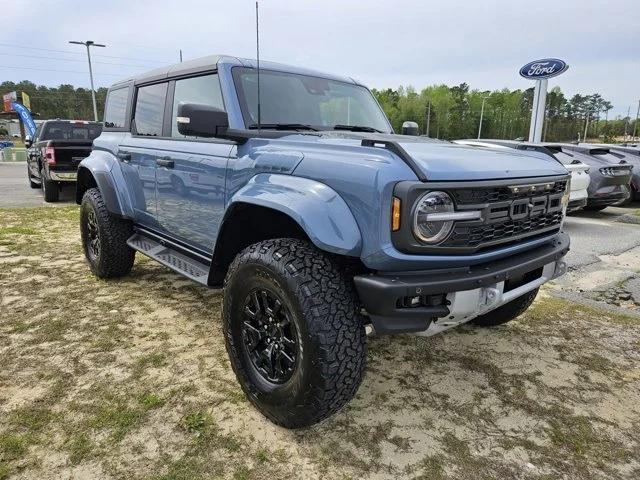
41, 122, 102, 141
232, 67, 391, 133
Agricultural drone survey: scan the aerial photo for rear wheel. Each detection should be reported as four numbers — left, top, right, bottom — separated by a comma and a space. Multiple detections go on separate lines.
41, 174, 59, 202
472, 288, 539, 327
80, 187, 135, 278
223, 238, 366, 428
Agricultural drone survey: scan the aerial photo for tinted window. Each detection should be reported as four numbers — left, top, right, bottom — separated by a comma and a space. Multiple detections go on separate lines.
104, 87, 129, 128
171, 74, 224, 138
134, 83, 168, 136
41, 122, 102, 140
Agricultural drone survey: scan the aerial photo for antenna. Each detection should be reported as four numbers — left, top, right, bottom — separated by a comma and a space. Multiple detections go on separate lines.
256, 1, 261, 133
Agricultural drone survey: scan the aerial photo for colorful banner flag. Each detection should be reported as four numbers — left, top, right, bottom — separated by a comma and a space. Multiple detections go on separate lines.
11, 101, 37, 138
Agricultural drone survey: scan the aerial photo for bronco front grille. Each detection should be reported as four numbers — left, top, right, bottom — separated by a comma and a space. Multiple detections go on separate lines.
450, 180, 567, 205
445, 211, 563, 248
391, 177, 568, 255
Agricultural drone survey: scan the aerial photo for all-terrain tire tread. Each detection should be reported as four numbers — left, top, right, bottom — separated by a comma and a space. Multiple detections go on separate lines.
223, 238, 366, 428
81, 187, 135, 278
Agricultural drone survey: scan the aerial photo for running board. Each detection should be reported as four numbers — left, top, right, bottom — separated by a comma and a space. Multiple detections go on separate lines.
127, 233, 209, 285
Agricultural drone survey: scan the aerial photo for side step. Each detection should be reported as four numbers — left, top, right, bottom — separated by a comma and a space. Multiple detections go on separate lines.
127, 233, 210, 285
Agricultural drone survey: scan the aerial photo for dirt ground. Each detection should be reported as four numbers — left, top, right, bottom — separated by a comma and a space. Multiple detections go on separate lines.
1, 206, 639, 480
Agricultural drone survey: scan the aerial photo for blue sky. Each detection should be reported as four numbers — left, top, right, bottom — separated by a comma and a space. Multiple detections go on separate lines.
1, 0, 638, 117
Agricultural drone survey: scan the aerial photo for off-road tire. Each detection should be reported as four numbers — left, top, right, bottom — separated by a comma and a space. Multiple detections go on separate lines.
80, 187, 135, 278
42, 177, 59, 202
223, 238, 366, 428
472, 287, 539, 327
27, 168, 39, 189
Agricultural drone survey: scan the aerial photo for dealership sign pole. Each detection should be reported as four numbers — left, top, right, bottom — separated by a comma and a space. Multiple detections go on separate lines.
519, 59, 569, 142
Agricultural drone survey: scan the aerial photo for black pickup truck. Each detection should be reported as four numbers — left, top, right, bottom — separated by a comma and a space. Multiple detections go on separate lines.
26, 120, 102, 202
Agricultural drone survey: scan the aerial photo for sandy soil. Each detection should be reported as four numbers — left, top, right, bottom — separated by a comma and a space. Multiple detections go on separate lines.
1, 206, 639, 480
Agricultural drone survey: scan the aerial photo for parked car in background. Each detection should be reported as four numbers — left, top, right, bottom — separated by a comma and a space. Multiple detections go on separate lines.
26, 120, 102, 202
578, 143, 640, 201
454, 139, 590, 211
76, 55, 571, 428
554, 144, 634, 208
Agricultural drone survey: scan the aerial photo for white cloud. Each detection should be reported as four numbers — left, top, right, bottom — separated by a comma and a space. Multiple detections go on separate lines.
1, 0, 637, 116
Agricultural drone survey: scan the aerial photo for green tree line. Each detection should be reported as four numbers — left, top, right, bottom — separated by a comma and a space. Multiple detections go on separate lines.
1, 80, 637, 142
1, 80, 107, 121
373, 84, 637, 142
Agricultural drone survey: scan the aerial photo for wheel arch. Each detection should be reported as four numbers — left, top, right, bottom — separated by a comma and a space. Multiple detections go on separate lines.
207, 174, 362, 285
76, 151, 132, 218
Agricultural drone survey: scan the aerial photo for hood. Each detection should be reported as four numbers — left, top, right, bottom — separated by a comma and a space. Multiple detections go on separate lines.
295, 132, 569, 181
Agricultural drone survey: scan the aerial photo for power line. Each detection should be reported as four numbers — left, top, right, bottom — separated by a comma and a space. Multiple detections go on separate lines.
2, 65, 127, 77
0, 42, 168, 65
0, 52, 153, 69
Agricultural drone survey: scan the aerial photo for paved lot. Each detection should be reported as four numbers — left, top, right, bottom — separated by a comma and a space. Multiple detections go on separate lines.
0, 162, 75, 208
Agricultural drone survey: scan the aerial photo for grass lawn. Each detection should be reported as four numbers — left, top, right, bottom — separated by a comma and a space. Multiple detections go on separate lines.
1, 206, 639, 479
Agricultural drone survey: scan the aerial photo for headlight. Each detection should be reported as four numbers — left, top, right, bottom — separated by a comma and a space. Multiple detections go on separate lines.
413, 191, 454, 244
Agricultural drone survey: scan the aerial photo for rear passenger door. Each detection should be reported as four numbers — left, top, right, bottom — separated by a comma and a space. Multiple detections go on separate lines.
118, 82, 169, 227
154, 73, 234, 252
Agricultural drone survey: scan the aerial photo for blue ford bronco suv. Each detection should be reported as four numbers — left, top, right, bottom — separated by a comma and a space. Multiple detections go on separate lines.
77, 55, 570, 428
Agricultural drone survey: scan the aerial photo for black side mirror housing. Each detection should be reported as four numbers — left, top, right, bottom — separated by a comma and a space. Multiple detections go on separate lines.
401, 121, 419, 136
176, 102, 228, 138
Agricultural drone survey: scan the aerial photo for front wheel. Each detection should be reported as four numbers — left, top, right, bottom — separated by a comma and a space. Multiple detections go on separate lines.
80, 188, 135, 278
223, 238, 366, 428
472, 288, 539, 327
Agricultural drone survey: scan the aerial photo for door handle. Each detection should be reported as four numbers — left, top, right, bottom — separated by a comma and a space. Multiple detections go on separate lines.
156, 157, 174, 168
117, 151, 131, 162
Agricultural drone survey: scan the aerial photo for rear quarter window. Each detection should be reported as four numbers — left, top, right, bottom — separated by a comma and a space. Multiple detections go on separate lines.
104, 87, 130, 129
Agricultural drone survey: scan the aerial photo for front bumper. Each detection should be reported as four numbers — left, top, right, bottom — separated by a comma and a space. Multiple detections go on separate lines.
587, 185, 630, 207
49, 171, 77, 182
568, 197, 588, 211
354, 233, 570, 335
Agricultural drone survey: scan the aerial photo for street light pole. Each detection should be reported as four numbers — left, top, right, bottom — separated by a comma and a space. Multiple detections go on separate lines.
69, 40, 106, 121
477, 95, 490, 139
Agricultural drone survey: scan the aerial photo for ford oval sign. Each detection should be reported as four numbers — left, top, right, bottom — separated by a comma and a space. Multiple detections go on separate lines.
519, 59, 569, 80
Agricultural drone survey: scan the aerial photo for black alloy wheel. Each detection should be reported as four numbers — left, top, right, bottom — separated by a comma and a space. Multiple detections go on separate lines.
85, 208, 101, 261
241, 288, 298, 384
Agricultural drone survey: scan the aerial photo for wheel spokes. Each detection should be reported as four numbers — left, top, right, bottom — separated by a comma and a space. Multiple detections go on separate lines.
241, 288, 299, 384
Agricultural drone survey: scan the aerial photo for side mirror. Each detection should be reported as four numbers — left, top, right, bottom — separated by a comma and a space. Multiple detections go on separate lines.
401, 121, 419, 136
176, 102, 228, 138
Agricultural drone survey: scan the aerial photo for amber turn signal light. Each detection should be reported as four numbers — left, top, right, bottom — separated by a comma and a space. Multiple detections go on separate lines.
391, 197, 401, 231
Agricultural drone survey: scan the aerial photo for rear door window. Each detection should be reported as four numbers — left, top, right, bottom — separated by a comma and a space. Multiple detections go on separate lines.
170, 74, 224, 138
104, 87, 130, 129
134, 83, 168, 137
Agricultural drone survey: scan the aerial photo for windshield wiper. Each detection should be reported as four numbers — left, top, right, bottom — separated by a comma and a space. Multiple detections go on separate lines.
247, 123, 318, 131
333, 124, 382, 133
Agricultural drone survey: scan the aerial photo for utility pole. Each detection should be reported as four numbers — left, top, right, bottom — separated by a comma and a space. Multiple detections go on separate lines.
624, 106, 631, 141
425, 99, 431, 137
583, 111, 590, 142
69, 40, 105, 121
180, 49, 183, 62
633, 99, 640, 140
477, 95, 490, 139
